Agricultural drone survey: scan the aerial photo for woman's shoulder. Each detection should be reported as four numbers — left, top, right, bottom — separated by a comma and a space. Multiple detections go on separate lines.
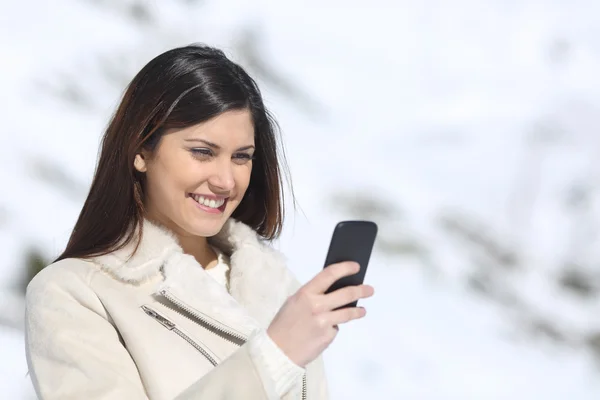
24, 257, 119, 350
26, 257, 101, 301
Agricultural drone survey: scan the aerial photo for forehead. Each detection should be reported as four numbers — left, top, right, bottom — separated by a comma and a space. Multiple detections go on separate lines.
175, 109, 255, 143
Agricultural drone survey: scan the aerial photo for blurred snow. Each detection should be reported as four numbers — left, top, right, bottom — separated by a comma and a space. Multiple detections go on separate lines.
2, 0, 600, 398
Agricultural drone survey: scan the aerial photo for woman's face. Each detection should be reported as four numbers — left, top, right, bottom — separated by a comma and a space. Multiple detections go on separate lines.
135, 109, 255, 238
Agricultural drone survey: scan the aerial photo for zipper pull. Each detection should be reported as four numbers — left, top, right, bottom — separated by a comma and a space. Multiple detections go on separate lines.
142, 305, 176, 330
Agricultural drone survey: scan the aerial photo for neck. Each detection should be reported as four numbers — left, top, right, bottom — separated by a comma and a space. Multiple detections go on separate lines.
178, 234, 218, 269
144, 213, 218, 269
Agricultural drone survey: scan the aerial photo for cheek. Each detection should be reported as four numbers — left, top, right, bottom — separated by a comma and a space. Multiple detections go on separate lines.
162, 153, 200, 187
144, 170, 173, 204
235, 166, 253, 195
146, 160, 193, 201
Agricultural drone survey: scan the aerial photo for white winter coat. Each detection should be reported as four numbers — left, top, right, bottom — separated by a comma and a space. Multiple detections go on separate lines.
25, 219, 329, 399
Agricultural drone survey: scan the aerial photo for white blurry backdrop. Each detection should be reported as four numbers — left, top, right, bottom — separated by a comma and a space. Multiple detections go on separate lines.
2, 0, 600, 398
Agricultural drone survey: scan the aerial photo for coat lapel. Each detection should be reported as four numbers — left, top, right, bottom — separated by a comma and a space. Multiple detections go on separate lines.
91, 218, 300, 336
209, 219, 301, 328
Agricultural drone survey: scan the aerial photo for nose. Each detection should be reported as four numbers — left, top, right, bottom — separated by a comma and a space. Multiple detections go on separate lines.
208, 159, 235, 192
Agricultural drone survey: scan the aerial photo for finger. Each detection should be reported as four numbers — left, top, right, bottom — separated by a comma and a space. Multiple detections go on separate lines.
327, 306, 367, 326
323, 285, 374, 311
304, 261, 360, 294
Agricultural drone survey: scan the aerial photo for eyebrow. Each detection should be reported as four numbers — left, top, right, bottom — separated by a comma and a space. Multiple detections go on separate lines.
184, 138, 255, 151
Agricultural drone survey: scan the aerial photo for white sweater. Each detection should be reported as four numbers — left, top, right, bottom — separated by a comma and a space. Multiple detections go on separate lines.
206, 248, 305, 397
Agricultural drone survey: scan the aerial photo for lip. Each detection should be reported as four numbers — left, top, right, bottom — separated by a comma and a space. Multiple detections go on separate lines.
189, 193, 229, 200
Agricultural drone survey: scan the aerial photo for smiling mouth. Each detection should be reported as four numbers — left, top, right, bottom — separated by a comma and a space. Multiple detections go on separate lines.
189, 194, 228, 210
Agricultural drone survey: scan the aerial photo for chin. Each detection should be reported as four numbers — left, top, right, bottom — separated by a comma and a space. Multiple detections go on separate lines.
184, 218, 227, 238
178, 199, 239, 238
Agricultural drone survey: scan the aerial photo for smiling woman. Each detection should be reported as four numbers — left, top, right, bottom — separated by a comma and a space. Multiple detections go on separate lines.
135, 109, 258, 266
24, 44, 374, 400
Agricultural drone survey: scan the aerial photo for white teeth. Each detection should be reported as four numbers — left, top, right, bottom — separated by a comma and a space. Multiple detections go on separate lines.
192, 194, 225, 209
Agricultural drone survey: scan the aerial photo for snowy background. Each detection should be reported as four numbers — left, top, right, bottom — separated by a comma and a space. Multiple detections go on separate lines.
2, 0, 600, 398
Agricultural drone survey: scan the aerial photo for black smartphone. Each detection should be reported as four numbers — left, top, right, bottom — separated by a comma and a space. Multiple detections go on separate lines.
323, 220, 378, 308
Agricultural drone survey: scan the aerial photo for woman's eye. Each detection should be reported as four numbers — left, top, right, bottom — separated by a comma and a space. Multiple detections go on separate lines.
233, 153, 254, 164
190, 148, 213, 158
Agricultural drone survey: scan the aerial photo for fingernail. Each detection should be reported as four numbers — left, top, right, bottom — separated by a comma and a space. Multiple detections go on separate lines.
362, 285, 374, 295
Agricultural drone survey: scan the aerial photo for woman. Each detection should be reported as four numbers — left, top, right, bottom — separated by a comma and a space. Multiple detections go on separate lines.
25, 44, 374, 400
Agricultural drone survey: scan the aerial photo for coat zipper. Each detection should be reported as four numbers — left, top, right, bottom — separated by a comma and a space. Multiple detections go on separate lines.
302, 373, 307, 400
158, 289, 308, 399
141, 305, 218, 366
159, 289, 247, 345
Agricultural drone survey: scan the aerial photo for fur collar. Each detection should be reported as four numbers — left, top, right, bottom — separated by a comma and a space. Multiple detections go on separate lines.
91, 219, 300, 330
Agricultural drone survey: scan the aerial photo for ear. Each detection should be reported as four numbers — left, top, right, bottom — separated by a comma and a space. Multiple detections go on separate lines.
134, 153, 147, 173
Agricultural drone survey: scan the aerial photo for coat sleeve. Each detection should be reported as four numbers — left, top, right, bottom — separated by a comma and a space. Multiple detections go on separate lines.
24, 264, 274, 400
306, 354, 330, 399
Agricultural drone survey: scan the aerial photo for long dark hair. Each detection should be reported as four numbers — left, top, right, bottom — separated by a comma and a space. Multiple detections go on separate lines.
55, 44, 291, 262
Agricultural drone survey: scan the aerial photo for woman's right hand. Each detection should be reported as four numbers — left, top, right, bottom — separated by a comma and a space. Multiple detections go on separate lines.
266, 261, 374, 368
